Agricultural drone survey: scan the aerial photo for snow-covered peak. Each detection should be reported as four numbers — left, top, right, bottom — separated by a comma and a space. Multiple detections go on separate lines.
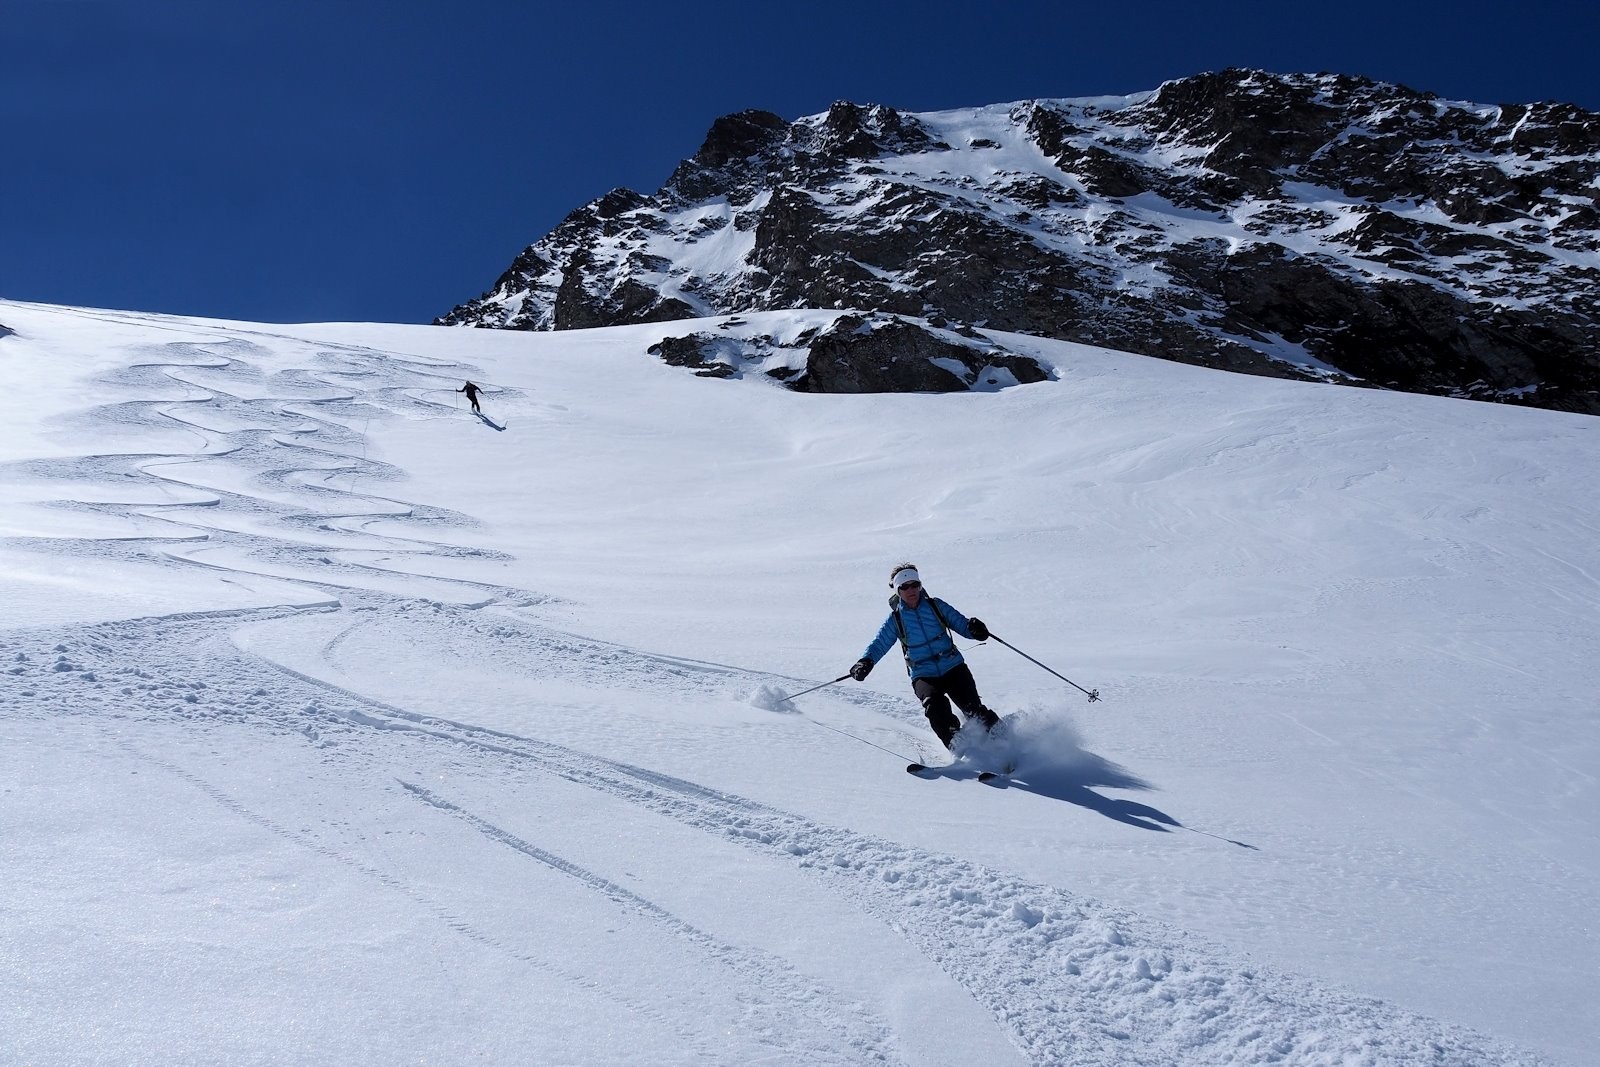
440, 69, 1600, 414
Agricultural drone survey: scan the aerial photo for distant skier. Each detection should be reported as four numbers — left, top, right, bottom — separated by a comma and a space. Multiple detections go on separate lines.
457, 380, 483, 414
848, 563, 1002, 749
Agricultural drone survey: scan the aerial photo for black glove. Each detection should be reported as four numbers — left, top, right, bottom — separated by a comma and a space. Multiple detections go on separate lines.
968, 617, 990, 641
848, 658, 873, 681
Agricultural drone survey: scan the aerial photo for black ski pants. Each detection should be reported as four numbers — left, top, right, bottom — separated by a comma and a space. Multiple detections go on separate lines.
912, 663, 999, 749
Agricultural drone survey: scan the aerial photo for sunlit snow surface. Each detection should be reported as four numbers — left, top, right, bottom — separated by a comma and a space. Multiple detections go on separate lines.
2, 300, 1594, 1065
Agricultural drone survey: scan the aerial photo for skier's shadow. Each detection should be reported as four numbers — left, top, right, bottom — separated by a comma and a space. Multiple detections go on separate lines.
991, 751, 1259, 849
474, 411, 506, 431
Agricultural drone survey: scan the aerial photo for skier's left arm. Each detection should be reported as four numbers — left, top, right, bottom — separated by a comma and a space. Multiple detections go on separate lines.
940, 600, 989, 642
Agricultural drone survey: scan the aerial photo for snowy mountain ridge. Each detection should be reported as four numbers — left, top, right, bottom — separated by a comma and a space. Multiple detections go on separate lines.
440, 68, 1600, 412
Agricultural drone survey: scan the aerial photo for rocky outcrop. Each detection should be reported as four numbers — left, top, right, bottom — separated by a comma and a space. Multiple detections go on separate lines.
645, 314, 1050, 392
796, 315, 1050, 393
439, 70, 1600, 412
646, 333, 739, 378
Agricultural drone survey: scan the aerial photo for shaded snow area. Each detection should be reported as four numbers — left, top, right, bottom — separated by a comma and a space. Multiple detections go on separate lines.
2, 300, 1595, 1065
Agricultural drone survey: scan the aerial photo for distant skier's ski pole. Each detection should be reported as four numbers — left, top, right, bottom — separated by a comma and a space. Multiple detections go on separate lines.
779, 674, 850, 702
990, 635, 1100, 702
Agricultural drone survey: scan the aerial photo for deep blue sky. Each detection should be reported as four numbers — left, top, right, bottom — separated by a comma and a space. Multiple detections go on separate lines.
4, 0, 1596, 325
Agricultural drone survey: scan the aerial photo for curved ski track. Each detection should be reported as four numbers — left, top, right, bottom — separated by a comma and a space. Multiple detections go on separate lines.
2, 607, 1550, 1067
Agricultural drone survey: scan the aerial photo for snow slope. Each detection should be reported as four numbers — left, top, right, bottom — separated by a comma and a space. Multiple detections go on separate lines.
2, 299, 1596, 1065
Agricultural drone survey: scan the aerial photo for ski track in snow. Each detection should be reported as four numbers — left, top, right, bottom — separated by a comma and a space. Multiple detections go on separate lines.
4, 614, 903, 1067
396, 780, 905, 1065
0, 306, 1562, 1065
95, 727, 739, 1066
0, 607, 1551, 1067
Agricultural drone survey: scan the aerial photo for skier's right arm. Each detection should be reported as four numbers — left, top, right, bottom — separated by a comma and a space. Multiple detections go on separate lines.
851, 616, 900, 680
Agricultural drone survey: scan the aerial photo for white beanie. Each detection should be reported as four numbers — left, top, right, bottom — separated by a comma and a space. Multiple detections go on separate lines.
890, 566, 921, 589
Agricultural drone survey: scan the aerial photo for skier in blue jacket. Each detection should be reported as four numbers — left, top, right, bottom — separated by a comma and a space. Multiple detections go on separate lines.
849, 563, 1002, 748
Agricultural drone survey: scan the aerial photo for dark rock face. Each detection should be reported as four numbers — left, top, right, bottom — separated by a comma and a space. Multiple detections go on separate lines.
646, 314, 1050, 391
439, 70, 1600, 412
664, 109, 790, 203
646, 334, 739, 378
796, 315, 1050, 393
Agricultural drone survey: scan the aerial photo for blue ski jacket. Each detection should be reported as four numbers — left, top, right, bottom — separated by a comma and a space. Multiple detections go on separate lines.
861, 594, 977, 679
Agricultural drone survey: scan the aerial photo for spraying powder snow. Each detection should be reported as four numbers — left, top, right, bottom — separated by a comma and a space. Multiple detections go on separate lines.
749, 684, 801, 714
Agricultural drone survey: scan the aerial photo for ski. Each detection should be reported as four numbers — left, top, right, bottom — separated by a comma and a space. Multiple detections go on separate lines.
907, 762, 1014, 781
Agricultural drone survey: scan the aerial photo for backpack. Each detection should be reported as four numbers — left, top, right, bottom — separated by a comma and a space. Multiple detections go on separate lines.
889, 593, 954, 674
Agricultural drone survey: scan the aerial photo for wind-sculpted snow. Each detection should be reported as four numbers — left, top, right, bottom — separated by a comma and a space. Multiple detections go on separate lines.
0, 305, 538, 614
1, 301, 1592, 1064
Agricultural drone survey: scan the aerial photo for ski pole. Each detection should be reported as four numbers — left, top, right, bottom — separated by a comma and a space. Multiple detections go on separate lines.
776, 675, 916, 762
779, 674, 851, 702
803, 716, 916, 763
989, 635, 1100, 702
